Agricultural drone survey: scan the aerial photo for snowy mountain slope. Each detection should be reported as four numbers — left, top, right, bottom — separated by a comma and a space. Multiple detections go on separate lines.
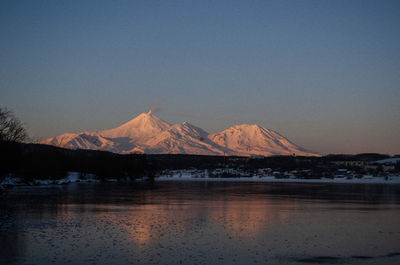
40, 132, 124, 152
143, 122, 228, 155
40, 110, 319, 156
209, 124, 318, 156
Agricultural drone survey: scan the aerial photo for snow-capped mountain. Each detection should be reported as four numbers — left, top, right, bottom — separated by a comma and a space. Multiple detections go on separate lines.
209, 124, 314, 156
40, 132, 119, 151
40, 110, 319, 156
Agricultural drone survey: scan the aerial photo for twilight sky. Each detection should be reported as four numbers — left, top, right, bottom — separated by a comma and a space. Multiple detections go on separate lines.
1, 0, 399, 155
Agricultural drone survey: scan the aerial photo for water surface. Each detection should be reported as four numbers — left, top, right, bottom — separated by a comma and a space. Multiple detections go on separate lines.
1, 182, 400, 265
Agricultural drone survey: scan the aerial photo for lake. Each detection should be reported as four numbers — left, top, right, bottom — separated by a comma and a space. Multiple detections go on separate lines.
1, 181, 400, 265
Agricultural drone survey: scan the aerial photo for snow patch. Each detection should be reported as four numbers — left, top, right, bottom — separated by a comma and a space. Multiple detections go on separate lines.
0, 172, 100, 189
375, 157, 400, 164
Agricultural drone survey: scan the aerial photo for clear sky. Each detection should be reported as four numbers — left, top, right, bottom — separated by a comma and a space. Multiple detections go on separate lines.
1, 0, 399, 155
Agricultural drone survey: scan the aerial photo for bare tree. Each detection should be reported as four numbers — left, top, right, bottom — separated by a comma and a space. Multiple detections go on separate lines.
0, 107, 27, 142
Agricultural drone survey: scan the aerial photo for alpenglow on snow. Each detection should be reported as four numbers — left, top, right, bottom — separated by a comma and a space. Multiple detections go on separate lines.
41, 110, 320, 157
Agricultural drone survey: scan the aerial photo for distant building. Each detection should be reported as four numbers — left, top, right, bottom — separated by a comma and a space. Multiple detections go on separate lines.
332, 161, 369, 167
250, 154, 264, 159
382, 164, 395, 172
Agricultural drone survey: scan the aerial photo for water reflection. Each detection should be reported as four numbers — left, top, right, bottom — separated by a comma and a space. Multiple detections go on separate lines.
209, 200, 290, 238
1, 182, 400, 265
0, 208, 27, 265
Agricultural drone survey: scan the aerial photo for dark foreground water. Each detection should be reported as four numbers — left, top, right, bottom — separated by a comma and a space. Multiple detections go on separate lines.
1, 182, 400, 265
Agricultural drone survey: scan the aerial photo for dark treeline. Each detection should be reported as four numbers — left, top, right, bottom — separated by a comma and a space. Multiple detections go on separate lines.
0, 141, 398, 182
149, 154, 227, 169
0, 142, 147, 181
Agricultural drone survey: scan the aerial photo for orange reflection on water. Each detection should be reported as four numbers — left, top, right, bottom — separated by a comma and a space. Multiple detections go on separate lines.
56, 198, 295, 245
121, 204, 191, 245
208, 200, 291, 238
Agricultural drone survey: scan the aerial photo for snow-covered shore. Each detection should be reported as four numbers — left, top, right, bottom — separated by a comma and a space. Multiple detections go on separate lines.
155, 169, 400, 184
0, 172, 100, 190
156, 175, 400, 184
2, 170, 400, 190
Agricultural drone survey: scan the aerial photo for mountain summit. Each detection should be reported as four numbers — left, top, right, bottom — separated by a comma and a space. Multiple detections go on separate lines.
41, 111, 319, 156
100, 111, 171, 141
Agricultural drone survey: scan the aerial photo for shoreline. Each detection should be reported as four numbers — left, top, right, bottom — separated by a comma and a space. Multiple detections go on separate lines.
156, 176, 400, 184
2, 173, 400, 191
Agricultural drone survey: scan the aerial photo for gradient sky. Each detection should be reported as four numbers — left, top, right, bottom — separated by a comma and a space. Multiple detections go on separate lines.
1, 0, 399, 155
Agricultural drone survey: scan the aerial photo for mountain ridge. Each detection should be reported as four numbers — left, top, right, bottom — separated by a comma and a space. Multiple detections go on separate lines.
40, 111, 320, 157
